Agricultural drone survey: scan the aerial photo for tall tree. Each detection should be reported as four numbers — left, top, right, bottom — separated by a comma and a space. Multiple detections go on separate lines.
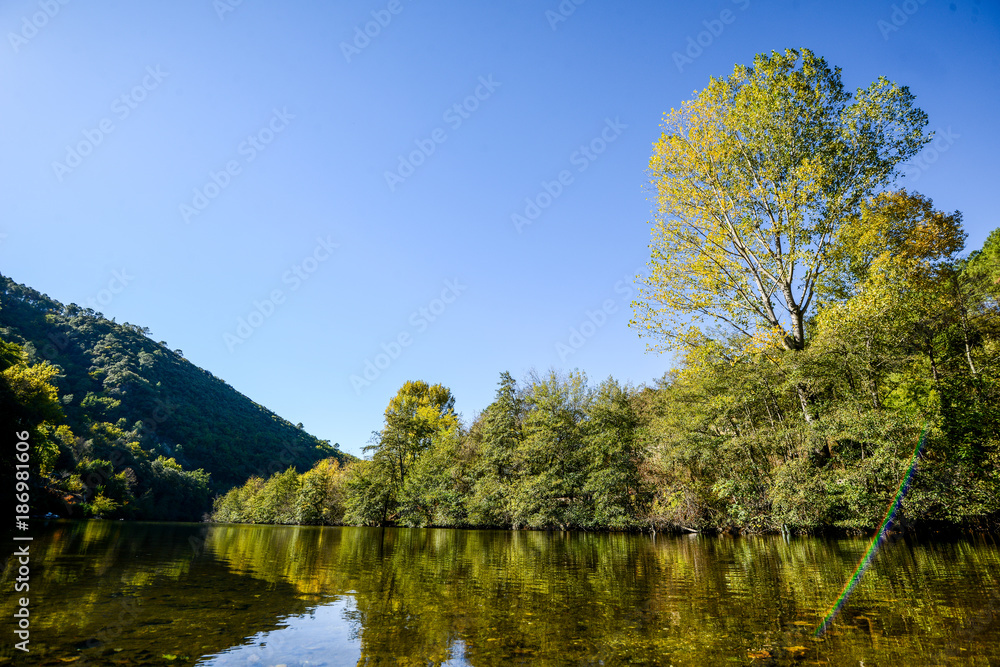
468, 372, 523, 525
632, 48, 930, 353
583, 378, 646, 529
378, 380, 457, 488
357, 380, 458, 524
509, 371, 590, 529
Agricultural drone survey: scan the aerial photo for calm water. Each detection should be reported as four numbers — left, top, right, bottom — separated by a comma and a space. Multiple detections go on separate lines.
2, 521, 999, 666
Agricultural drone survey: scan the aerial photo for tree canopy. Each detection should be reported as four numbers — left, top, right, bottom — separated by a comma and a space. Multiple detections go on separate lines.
632, 48, 930, 352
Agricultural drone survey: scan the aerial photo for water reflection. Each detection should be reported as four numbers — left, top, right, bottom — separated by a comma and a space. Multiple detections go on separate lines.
201, 597, 361, 666
0, 521, 997, 665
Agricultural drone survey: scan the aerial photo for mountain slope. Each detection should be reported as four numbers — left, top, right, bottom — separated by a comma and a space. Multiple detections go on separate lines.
0, 273, 349, 519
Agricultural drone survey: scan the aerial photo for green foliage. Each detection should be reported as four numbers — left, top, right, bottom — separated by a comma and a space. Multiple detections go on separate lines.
622, 50, 996, 535
964, 227, 1000, 293
215, 231, 999, 536
213, 460, 351, 526
634, 48, 929, 353
637, 215, 999, 532
82, 492, 118, 518
252, 467, 301, 525
398, 426, 469, 527
0, 342, 65, 478
583, 378, 647, 529
212, 476, 265, 524
355, 380, 460, 526
295, 459, 349, 525
343, 459, 394, 526
466, 371, 522, 526
507, 370, 590, 529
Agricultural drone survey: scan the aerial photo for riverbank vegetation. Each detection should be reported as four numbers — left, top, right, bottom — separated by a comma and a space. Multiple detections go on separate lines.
213, 247, 1000, 536
215, 202, 1000, 532
214, 49, 1000, 534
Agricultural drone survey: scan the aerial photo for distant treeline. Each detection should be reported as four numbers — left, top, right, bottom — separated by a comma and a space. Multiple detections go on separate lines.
214, 218, 1000, 533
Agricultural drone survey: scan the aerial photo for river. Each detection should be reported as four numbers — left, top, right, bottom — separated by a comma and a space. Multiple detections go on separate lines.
2, 521, 998, 665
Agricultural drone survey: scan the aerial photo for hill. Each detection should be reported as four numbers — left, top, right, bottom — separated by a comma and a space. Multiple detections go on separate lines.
0, 273, 350, 520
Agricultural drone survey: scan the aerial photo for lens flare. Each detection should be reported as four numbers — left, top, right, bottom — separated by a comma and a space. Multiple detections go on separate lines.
814, 424, 928, 637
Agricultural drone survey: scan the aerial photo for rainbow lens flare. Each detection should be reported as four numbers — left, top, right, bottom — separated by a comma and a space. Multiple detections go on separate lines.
814, 424, 928, 637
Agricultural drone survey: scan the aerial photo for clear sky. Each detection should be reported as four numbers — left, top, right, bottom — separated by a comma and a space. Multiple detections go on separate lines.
2, 0, 997, 457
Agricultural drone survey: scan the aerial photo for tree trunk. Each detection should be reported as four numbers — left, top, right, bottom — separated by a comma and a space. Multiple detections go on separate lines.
951, 272, 979, 378
796, 383, 814, 423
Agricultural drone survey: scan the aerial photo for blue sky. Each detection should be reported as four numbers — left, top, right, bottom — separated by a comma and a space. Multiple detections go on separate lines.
2, 0, 997, 457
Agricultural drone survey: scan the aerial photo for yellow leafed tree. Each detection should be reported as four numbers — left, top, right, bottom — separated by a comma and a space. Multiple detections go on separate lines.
632, 48, 930, 354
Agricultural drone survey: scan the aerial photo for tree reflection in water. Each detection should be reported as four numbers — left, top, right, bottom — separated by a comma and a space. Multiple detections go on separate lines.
1, 521, 997, 665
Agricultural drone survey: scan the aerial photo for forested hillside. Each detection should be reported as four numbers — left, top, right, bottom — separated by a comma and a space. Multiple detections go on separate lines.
0, 274, 348, 520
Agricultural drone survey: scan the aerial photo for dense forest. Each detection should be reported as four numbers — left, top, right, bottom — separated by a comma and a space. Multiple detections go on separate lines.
0, 275, 349, 520
214, 50, 1000, 534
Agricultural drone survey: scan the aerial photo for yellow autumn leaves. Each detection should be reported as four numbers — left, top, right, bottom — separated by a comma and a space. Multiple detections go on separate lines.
632, 48, 932, 358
